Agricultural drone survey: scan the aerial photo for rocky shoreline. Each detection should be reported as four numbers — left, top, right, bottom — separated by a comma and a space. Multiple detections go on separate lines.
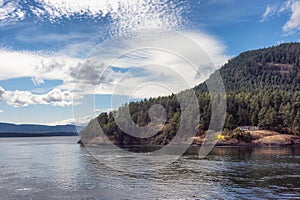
79, 130, 300, 147
192, 130, 300, 147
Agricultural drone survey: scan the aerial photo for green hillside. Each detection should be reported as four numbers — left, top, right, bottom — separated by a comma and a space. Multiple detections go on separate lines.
81, 43, 300, 145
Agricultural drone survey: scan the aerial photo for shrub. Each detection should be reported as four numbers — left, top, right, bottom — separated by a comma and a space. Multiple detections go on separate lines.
232, 128, 253, 143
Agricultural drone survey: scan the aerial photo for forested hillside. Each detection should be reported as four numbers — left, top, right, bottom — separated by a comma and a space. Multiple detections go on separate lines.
81, 43, 300, 145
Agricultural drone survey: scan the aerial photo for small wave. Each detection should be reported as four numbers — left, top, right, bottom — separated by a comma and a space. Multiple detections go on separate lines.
17, 188, 32, 191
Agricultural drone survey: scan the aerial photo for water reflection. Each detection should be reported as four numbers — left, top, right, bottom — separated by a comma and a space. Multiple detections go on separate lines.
0, 138, 299, 199
82, 145, 300, 199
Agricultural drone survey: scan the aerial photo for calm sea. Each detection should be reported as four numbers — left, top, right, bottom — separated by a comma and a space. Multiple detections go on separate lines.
0, 137, 299, 200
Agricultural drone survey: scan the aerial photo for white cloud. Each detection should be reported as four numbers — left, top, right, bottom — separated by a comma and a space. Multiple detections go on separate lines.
56, 41, 97, 58
0, 109, 3, 113
278, 0, 294, 13
0, 1, 25, 22
32, 0, 110, 19
261, 1, 300, 34
283, 0, 300, 34
1, 87, 77, 107
48, 115, 92, 126
0, 0, 185, 32
185, 31, 229, 67
59, 108, 116, 126
48, 108, 115, 126
0, 49, 80, 82
0, 86, 5, 101
260, 5, 277, 22
36, 0, 185, 31
93, 108, 114, 114
31, 77, 45, 86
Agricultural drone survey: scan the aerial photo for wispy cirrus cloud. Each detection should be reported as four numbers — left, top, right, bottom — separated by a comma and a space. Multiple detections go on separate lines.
260, 5, 277, 22
14, 29, 99, 57
260, 0, 300, 34
16, 32, 95, 43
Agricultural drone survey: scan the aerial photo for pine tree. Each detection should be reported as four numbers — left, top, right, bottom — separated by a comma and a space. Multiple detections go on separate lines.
225, 114, 235, 130
293, 111, 300, 135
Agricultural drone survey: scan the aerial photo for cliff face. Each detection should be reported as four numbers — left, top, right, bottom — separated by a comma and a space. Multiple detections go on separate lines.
81, 43, 300, 145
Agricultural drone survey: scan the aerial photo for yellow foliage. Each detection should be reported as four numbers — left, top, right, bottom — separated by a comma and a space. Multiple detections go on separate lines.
217, 134, 225, 140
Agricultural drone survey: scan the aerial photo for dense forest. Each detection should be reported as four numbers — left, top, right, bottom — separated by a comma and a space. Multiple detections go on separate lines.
81, 43, 300, 145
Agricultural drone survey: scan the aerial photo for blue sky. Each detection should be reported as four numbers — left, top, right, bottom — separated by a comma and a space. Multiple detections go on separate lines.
0, 0, 299, 125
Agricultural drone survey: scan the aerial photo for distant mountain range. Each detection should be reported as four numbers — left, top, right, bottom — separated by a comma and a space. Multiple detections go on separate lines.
0, 122, 82, 137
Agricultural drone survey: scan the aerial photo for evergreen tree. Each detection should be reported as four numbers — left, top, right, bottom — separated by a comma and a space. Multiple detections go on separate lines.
225, 114, 235, 130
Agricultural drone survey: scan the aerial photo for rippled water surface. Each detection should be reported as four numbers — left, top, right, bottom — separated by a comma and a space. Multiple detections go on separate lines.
0, 137, 299, 200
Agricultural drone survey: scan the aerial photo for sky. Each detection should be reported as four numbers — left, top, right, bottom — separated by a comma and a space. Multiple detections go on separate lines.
0, 0, 299, 126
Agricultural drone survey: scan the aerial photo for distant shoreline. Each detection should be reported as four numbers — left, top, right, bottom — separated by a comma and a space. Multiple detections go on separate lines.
0, 132, 78, 138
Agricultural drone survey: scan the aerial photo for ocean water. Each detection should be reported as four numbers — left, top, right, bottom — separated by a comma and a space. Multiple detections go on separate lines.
0, 137, 299, 200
